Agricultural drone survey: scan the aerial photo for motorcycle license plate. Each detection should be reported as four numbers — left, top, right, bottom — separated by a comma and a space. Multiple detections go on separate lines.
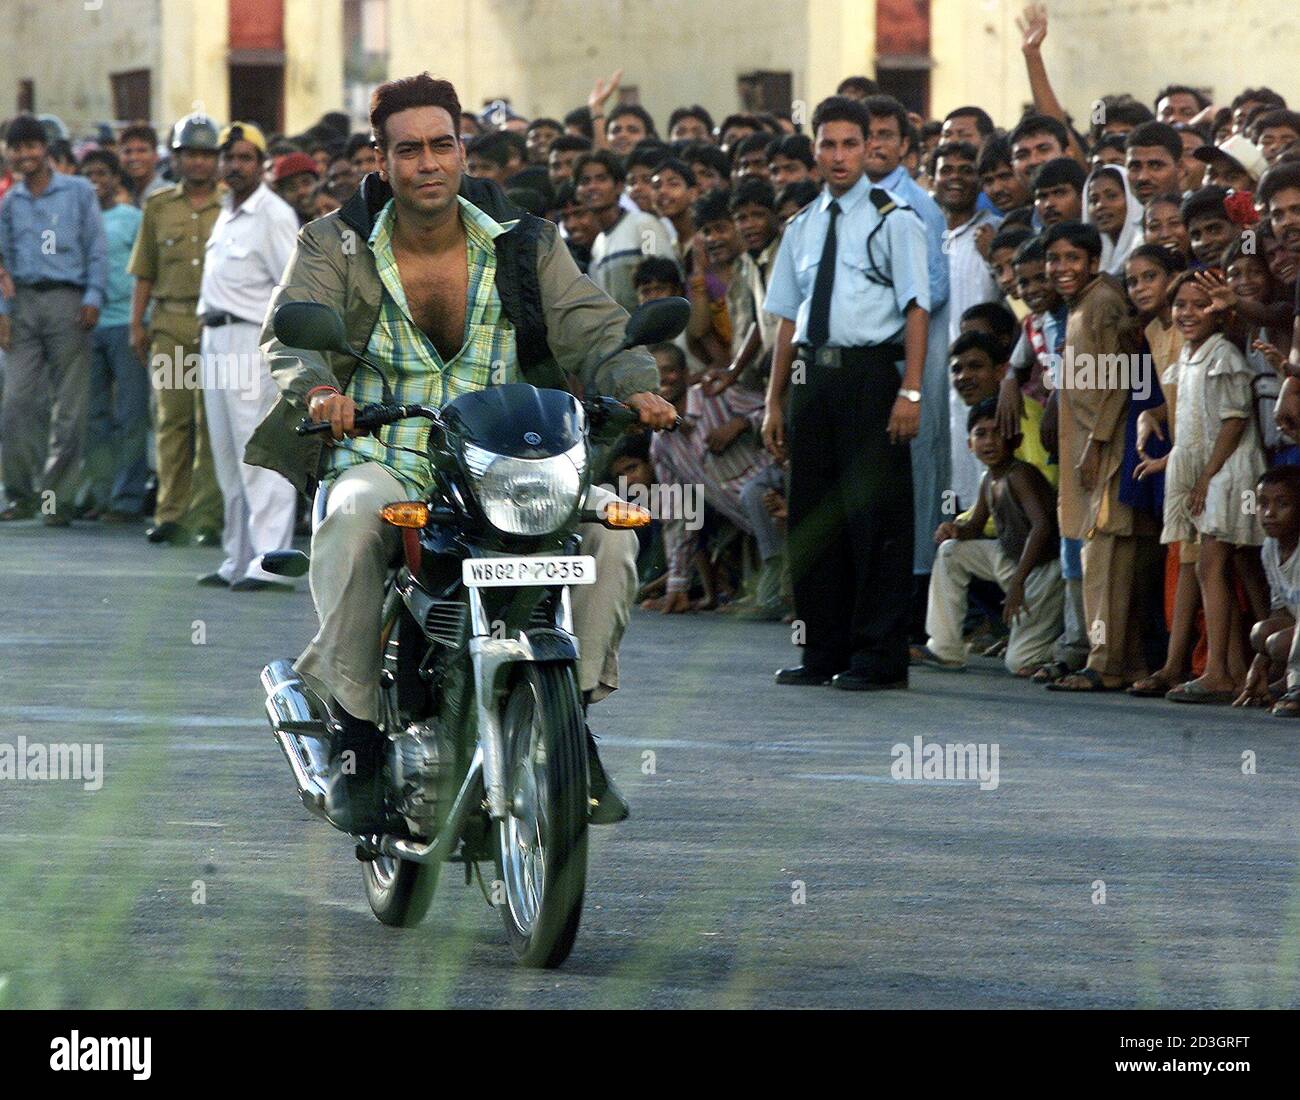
462, 555, 596, 588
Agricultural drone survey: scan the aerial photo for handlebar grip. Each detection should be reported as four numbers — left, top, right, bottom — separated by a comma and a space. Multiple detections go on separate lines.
296, 418, 335, 436
295, 403, 407, 437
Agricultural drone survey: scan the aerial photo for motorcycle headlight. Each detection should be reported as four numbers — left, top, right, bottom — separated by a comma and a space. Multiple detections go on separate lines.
461, 441, 586, 536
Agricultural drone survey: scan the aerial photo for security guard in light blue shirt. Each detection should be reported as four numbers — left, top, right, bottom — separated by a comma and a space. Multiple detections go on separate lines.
761, 95, 930, 691
764, 174, 930, 348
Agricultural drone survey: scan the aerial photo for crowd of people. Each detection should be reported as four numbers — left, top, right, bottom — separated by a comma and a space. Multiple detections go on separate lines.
3, 3, 1300, 713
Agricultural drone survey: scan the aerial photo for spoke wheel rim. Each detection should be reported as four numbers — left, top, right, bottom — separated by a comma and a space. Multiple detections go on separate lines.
370, 853, 398, 890
503, 682, 547, 936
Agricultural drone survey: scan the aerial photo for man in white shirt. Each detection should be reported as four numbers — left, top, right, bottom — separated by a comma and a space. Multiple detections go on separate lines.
197, 122, 300, 591
936, 140, 1003, 509
575, 149, 673, 314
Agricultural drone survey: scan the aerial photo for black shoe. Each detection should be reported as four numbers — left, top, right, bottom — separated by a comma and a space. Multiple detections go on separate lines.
230, 578, 295, 592
324, 714, 386, 835
0, 502, 37, 522
196, 572, 229, 587
586, 727, 629, 824
775, 665, 835, 686
193, 528, 221, 547
146, 521, 189, 545
831, 670, 908, 692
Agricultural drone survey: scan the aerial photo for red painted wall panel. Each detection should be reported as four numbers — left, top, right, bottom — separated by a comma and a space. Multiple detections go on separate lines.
229, 0, 285, 51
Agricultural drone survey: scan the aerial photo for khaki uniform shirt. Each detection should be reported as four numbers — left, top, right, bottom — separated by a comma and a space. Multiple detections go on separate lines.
127, 182, 222, 305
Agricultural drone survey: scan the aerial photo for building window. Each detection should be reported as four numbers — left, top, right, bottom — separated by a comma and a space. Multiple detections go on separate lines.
111, 70, 151, 123
875, 0, 931, 115
738, 71, 793, 114
17, 79, 34, 113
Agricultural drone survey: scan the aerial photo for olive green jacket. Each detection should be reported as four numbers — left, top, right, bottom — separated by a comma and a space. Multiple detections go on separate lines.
245, 174, 657, 493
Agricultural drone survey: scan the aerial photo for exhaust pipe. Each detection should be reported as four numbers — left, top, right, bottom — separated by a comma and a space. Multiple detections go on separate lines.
261, 660, 332, 819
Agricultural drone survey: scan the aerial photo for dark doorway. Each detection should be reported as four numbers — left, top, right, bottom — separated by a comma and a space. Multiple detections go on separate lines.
228, 64, 284, 133
876, 66, 929, 117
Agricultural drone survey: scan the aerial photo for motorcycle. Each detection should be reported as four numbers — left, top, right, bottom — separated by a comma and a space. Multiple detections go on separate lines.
258, 296, 688, 968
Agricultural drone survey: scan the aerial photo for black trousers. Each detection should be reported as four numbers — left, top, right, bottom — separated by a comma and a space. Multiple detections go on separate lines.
786, 346, 913, 679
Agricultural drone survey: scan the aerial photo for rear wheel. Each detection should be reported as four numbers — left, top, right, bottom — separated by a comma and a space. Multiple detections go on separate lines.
363, 592, 440, 927
495, 663, 588, 967
363, 843, 440, 927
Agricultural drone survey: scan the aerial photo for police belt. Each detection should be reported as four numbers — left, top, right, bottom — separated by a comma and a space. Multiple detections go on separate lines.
153, 298, 200, 315
200, 310, 259, 328
796, 343, 904, 369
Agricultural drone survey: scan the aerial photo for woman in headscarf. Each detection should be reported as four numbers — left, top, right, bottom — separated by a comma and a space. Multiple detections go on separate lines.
1084, 162, 1145, 276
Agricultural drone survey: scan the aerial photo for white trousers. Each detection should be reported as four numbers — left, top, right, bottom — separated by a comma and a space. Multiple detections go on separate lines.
200, 321, 297, 584
926, 538, 1064, 673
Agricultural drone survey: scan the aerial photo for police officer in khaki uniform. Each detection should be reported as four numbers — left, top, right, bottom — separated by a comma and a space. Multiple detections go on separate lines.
127, 113, 224, 545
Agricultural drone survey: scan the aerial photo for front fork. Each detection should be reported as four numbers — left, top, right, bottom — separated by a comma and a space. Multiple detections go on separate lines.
468, 586, 576, 822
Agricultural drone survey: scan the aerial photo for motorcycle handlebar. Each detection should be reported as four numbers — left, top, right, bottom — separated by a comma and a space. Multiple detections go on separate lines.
295, 402, 424, 437
296, 398, 680, 437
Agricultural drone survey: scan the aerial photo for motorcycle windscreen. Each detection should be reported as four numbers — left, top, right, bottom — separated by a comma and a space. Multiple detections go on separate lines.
440, 383, 584, 459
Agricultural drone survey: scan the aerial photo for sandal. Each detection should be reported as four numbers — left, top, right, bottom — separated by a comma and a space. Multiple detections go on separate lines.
1165, 680, 1237, 705
1127, 673, 1178, 698
909, 644, 966, 671
1031, 661, 1069, 684
1045, 668, 1114, 692
1271, 687, 1300, 718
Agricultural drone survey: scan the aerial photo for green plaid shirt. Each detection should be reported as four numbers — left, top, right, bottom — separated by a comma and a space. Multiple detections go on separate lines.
324, 196, 520, 496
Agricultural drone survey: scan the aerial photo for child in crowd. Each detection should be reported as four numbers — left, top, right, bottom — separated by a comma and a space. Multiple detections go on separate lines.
1041, 222, 1147, 692
986, 224, 1035, 318
1159, 270, 1269, 703
917, 398, 1063, 675
950, 330, 1056, 487
1125, 245, 1207, 697
1002, 235, 1066, 425
1233, 468, 1300, 714
1143, 194, 1192, 265
1181, 187, 1238, 268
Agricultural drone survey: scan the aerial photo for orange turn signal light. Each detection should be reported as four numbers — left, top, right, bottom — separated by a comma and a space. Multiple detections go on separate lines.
603, 501, 652, 529
380, 501, 430, 528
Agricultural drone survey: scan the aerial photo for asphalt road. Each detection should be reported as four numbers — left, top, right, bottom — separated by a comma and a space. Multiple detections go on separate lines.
1, 520, 1297, 1009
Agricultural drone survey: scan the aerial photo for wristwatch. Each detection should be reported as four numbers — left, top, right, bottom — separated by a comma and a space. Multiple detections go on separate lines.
898, 388, 922, 404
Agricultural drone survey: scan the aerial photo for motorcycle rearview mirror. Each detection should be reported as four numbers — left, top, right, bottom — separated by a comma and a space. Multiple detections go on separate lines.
272, 301, 351, 355
623, 296, 690, 347
590, 296, 692, 376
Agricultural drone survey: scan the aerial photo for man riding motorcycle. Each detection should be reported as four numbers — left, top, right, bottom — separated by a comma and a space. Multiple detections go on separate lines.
244, 73, 676, 834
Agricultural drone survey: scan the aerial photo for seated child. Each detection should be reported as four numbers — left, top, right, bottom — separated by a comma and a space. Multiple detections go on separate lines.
916, 398, 1064, 674
1236, 467, 1300, 714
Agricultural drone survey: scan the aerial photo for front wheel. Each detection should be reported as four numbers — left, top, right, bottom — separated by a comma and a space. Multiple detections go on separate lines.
363, 852, 439, 927
495, 663, 589, 967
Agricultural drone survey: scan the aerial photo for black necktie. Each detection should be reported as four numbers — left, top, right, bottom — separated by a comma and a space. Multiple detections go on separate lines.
806, 199, 840, 349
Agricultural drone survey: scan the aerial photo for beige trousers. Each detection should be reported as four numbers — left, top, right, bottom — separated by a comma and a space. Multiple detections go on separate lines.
926, 538, 1064, 674
295, 462, 637, 722
1082, 531, 1143, 685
